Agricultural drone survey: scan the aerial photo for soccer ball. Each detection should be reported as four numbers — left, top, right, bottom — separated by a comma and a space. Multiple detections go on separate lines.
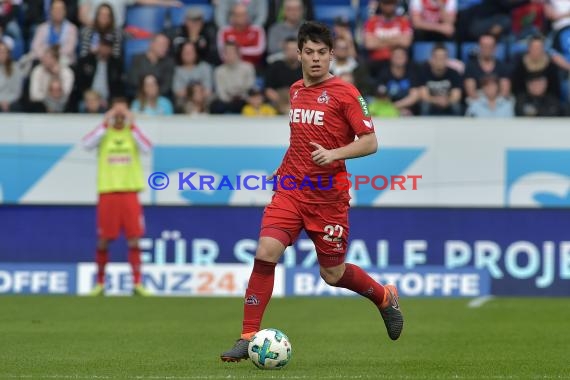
248, 328, 292, 370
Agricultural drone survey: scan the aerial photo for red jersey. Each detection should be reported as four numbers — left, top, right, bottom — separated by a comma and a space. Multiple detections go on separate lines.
217, 25, 266, 66
276, 76, 376, 204
410, 0, 457, 24
363, 15, 412, 61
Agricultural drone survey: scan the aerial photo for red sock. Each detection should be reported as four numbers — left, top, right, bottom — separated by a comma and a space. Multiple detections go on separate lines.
241, 258, 276, 338
334, 263, 386, 308
128, 248, 142, 285
96, 249, 108, 285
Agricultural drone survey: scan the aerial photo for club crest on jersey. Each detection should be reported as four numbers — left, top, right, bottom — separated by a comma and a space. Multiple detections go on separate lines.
317, 90, 330, 104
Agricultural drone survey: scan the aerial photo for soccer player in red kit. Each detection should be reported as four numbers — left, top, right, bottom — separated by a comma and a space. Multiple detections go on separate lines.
220, 21, 404, 362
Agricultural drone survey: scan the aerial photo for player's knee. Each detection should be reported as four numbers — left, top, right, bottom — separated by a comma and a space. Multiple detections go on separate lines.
320, 265, 344, 286
127, 238, 139, 248
255, 237, 285, 262
97, 239, 111, 250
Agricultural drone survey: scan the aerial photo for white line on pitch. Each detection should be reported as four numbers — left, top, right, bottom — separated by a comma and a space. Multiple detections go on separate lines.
468, 295, 495, 308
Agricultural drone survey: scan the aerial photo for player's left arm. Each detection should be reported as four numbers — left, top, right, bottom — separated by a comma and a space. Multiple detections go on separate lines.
311, 89, 378, 166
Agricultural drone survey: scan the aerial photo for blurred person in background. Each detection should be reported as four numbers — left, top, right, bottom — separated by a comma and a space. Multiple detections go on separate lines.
330, 37, 358, 76
43, 77, 68, 112
464, 34, 511, 102
28, 46, 74, 111
82, 97, 152, 296
31, 0, 78, 65
267, 0, 304, 58
546, 0, 570, 60
217, 3, 266, 68
465, 74, 514, 117
215, 0, 267, 28
264, 37, 302, 114
73, 34, 123, 112
369, 84, 400, 117
167, 7, 218, 65
515, 72, 569, 116
363, 0, 413, 77
266, 0, 313, 28
81, 89, 106, 113
131, 74, 174, 115
0, 0, 23, 43
419, 43, 462, 115
127, 33, 175, 97
0, 41, 31, 112
377, 46, 420, 116
331, 17, 357, 60
511, 35, 561, 99
178, 82, 209, 115
79, 0, 181, 27
241, 87, 277, 116
79, 3, 123, 59
410, 0, 457, 41
172, 41, 213, 109
211, 41, 255, 114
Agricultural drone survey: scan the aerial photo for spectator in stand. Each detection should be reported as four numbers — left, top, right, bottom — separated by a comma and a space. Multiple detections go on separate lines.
330, 37, 358, 77
28, 46, 74, 110
79, 3, 123, 59
363, 0, 413, 77
0, 0, 22, 43
511, 35, 561, 99
215, 0, 267, 28
467, 0, 541, 41
79, 0, 181, 27
81, 89, 106, 113
241, 87, 277, 117
179, 82, 209, 115
465, 74, 514, 117
31, 0, 78, 65
211, 41, 255, 114
25, 0, 79, 33
369, 84, 400, 117
167, 7, 218, 65
332, 17, 357, 60
266, 0, 313, 28
127, 33, 175, 97
264, 37, 302, 114
377, 47, 420, 116
410, 0, 457, 41
515, 72, 569, 116
131, 74, 174, 115
43, 77, 68, 112
0, 23, 14, 51
0, 41, 31, 112
217, 3, 266, 68
546, 0, 570, 59
419, 43, 462, 115
73, 34, 123, 111
172, 41, 213, 110
267, 0, 304, 57
464, 34, 511, 102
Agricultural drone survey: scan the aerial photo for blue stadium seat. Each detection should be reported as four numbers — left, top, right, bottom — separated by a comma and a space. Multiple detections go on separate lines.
460, 42, 507, 62
11, 39, 24, 60
170, 4, 214, 26
458, 0, 482, 11
125, 6, 168, 33
314, 5, 357, 26
124, 38, 152, 70
509, 40, 528, 59
313, 0, 352, 4
412, 41, 457, 63
180, 0, 210, 4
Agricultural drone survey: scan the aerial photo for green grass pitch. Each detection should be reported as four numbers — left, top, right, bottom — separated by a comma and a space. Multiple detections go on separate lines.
0, 296, 568, 379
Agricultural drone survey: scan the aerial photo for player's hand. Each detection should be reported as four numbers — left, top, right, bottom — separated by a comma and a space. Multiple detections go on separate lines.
310, 142, 337, 166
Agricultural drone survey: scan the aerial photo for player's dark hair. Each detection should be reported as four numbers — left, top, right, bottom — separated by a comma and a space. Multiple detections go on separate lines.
297, 21, 333, 51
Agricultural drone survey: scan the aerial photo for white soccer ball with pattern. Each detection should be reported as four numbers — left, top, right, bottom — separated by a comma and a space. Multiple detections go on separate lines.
248, 328, 292, 370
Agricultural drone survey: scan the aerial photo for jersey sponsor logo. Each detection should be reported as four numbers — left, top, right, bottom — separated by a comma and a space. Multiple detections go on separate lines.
357, 96, 370, 117
317, 90, 330, 104
289, 108, 325, 126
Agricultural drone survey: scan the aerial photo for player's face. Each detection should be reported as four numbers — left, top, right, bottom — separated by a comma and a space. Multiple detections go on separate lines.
298, 40, 332, 82
112, 103, 129, 128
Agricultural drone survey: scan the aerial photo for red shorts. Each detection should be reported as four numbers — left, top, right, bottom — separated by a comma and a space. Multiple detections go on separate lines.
97, 192, 144, 240
260, 191, 350, 267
